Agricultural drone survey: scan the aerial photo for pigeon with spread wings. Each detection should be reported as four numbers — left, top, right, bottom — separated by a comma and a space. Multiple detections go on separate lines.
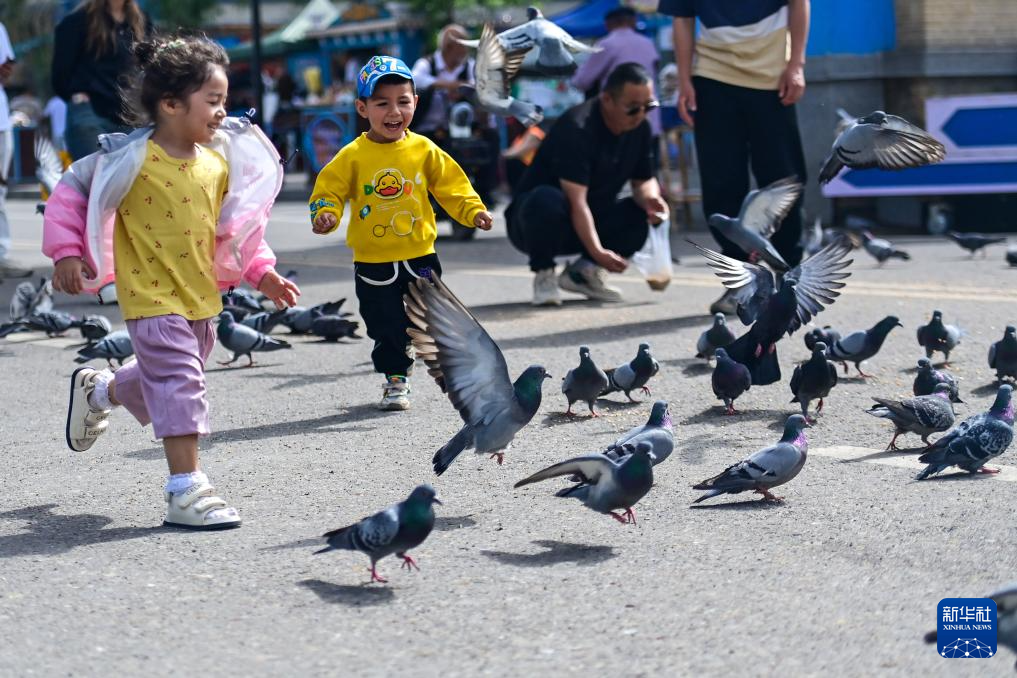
706, 177, 802, 271
819, 110, 946, 184
464, 23, 543, 127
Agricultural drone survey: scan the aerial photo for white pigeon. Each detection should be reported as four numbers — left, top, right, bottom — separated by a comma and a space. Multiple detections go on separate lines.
466, 23, 543, 127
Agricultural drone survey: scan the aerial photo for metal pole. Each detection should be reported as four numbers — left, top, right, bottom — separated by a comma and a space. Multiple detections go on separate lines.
251, 0, 264, 124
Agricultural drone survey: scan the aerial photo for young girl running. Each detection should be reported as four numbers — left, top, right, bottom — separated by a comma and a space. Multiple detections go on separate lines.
43, 35, 300, 530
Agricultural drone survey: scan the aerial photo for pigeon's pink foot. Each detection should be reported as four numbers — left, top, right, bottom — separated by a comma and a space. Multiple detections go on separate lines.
816, 398, 824, 413
609, 511, 629, 524
725, 405, 739, 416
564, 409, 575, 417
885, 432, 901, 451
641, 386, 652, 396
489, 452, 505, 465
369, 566, 388, 584
977, 466, 1001, 474
756, 489, 785, 502
768, 343, 776, 354
856, 367, 873, 378
748, 251, 761, 264
589, 410, 600, 418
754, 344, 763, 358
622, 507, 637, 524
399, 554, 419, 571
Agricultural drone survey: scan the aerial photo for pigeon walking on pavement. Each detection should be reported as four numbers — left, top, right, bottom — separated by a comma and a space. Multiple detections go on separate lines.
706, 177, 803, 270
514, 442, 654, 524
280, 300, 350, 334
222, 287, 264, 312
216, 311, 292, 367
603, 400, 674, 465
712, 348, 751, 415
696, 313, 736, 361
916, 384, 1014, 480
692, 414, 811, 503
9, 278, 53, 321
818, 110, 946, 184
917, 310, 963, 364
314, 485, 441, 584
947, 231, 1007, 257
804, 325, 840, 352
913, 358, 962, 402
826, 315, 902, 378
74, 329, 133, 367
465, 23, 543, 127
989, 325, 1017, 383
866, 384, 956, 450
860, 230, 911, 265
310, 314, 361, 342
789, 341, 838, 422
561, 345, 609, 416
601, 343, 659, 402
0, 310, 80, 338
240, 308, 290, 334
78, 315, 113, 344
405, 273, 551, 474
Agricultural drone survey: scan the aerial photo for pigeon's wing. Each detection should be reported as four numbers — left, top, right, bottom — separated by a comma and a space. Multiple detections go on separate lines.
477, 24, 527, 100
9, 281, 35, 322
830, 330, 867, 359
34, 133, 64, 196
30, 280, 54, 316
990, 342, 998, 368
514, 454, 615, 488
561, 366, 576, 394
405, 273, 516, 428
789, 364, 802, 396
784, 239, 853, 332
689, 242, 775, 324
736, 177, 803, 240
496, 22, 538, 52
883, 114, 935, 137
856, 125, 946, 170
695, 443, 800, 490
324, 506, 400, 553
557, 30, 600, 54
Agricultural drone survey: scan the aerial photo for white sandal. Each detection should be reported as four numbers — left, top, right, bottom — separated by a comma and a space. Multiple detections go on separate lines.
66, 367, 111, 452
164, 482, 241, 531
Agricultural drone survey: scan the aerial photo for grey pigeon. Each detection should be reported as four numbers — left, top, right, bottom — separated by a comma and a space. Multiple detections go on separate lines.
866, 383, 956, 450
861, 230, 910, 265
947, 231, 1006, 257
917, 310, 963, 364
467, 23, 543, 127
712, 347, 751, 415
34, 132, 64, 198
240, 308, 289, 334
601, 343, 659, 402
804, 325, 840, 352
75, 329, 133, 367
561, 345, 609, 416
514, 442, 654, 524
9, 278, 53, 322
819, 110, 946, 184
222, 287, 264, 312
0, 310, 80, 338
790, 341, 838, 422
923, 582, 1017, 668
309, 314, 361, 342
706, 177, 802, 271
281, 299, 350, 334
693, 414, 811, 503
1007, 243, 1017, 267
989, 325, 1017, 382
215, 311, 291, 367
79, 314, 113, 344
221, 304, 252, 322
405, 273, 550, 474
314, 485, 441, 584
916, 384, 1014, 479
696, 313, 736, 361
913, 358, 962, 403
827, 315, 902, 377
603, 400, 674, 465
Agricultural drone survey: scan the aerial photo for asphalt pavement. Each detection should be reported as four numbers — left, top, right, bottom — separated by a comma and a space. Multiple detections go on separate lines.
1, 197, 1016, 676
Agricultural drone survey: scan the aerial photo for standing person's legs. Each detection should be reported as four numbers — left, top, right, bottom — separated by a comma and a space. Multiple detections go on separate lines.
745, 89, 808, 267
0, 127, 30, 276
64, 101, 128, 161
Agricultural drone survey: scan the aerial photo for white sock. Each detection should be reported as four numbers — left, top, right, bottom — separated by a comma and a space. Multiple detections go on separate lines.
165, 470, 209, 495
88, 370, 116, 410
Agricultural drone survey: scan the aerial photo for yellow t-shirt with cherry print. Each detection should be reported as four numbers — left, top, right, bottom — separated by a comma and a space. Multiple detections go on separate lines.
113, 140, 229, 320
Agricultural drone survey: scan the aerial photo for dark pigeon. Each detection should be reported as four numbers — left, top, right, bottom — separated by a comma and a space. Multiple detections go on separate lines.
215, 311, 292, 367
866, 383, 956, 450
826, 315, 902, 378
706, 177, 803, 270
0, 310, 80, 338
819, 110, 946, 184
310, 314, 361, 341
790, 341, 838, 422
561, 345, 609, 416
804, 325, 841, 352
9, 277, 53, 321
696, 313, 737, 361
75, 330, 133, 367
916, 384, 1014, 479
314, 485, 441, 584
917, 310, 963, 364
79, 315, 113, 344
221, 304, 252, 322
601, 343, 659, 402
241, 308, 290, 334
913, 358, 962, 403
281, 299, 350, 334
222, 287, 264, 312
989, 325, 1017, 383
861, 230, 910, 265
712, 347, 751, 415
947, 231, 1006, 257
603, 400, 674, 465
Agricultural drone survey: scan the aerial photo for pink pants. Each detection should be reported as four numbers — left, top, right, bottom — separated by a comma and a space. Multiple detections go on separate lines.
113, 315, 216, 439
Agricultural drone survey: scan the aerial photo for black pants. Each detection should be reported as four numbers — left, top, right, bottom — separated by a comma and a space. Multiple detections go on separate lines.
507, 185, 649, 272
354, 254, 442, 378
692, 76, 808, 266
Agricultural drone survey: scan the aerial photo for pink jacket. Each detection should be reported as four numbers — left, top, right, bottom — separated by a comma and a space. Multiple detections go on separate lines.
43, 117, 283, 294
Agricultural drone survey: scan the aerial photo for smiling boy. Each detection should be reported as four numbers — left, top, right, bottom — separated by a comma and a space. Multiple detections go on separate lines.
310, 55, 492, 411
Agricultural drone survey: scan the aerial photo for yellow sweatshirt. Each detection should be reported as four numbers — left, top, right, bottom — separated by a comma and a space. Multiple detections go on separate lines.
309, 131, 486, 263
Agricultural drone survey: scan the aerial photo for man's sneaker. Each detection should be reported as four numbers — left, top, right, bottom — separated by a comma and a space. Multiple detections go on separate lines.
65, 367, 111, 452
558, 258, 623, 302
709, 289, 739, 316
379, 376, 410, 411
532, 268, 562, 306
0, 259, 33, 279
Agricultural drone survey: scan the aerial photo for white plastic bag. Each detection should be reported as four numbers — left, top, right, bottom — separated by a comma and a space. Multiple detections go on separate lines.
631, 219, 674, 291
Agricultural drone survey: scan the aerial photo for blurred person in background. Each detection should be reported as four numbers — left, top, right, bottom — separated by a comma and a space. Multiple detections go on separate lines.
0, 20, 32, 277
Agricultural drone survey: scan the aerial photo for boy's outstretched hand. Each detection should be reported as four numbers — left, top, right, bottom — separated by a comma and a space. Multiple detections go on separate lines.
312, 212, 338, 234
52, 256, 96, 295
258, 269, 301, 309
473, 211, 493, 231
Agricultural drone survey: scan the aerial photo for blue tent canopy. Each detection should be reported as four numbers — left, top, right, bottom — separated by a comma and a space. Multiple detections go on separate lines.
550, 0, 621, 39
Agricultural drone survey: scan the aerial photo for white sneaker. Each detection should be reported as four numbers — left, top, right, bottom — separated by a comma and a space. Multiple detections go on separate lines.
164, 482, 241, 531
532, 268, 562, 306
379, 376, 410, 411
558, 259, 623, 302
65, 367, 111, 452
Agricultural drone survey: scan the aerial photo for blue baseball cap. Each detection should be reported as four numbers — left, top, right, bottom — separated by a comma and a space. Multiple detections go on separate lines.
357, 55, 414, 98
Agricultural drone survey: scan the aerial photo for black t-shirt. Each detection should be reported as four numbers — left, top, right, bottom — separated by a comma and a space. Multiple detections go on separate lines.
512, 98, 653, 214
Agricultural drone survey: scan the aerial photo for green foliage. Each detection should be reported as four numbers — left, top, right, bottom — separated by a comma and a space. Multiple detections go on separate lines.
0, 0, 58, 96
148, 0, 218, 31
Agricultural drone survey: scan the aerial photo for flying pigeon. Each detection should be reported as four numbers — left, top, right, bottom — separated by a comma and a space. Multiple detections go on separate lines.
75, 329, 133, 367
310, 314, 361, 342
603, 400, 674, 465
826, 315, 902, 378
693, 238, 853, 385
693, 414, 811, 503
215, 311, 291, 367
465, 23, 543, 127
924, 582, 1017, 668
947, 231, 1006, 257
867, 383, 956, 450
990, 326, 1017, 383
514, 442, 654, 524
804, 325, 840, 352
860, 230, 910, 265
706, 177, 803, 270
696, 313, 736, 361
712, 347, 751, 415
818, 110, 946, 184
562, 345, 609, 416
314, 485, 441, 584
9, 278, 53, 322
913, 358, 962, 403
79, 314, 113, 344
240, 308, 289, 334
34, 132, 64, 206
915, 383, 1013, 479
1007, 243, 1017, 267
404, 272, 550, 474
917, 310, 963, 364
601, 343, 659, 402
790, 341, 838, 422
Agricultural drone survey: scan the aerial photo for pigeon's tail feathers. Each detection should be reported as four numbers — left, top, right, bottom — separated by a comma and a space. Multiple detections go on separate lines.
312, 544, 336, 555
600, 367, 619, 395
692, 488, 726, 504
73, 355, 90, 364
317, 524, 357, 553
818, 154, 844, 185
433, 425, 475, 476
891, 249, 911, 260
866, 403, 892, 419
923, 630, 938, 644
915, 463, 947, 481
260, 336, 292, 352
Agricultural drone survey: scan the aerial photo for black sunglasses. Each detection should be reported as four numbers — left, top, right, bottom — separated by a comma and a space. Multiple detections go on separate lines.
624, 100, 660, 116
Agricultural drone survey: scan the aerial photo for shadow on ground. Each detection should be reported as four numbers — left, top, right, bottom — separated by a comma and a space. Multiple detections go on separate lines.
0, 504, 160, 557
682, 406, 787, 427
298, 579, 395, 606
498, 314, 710, 350
481, 539, 616, 567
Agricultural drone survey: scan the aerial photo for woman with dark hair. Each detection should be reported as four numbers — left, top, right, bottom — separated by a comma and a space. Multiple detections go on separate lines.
51, 0, 150, 159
